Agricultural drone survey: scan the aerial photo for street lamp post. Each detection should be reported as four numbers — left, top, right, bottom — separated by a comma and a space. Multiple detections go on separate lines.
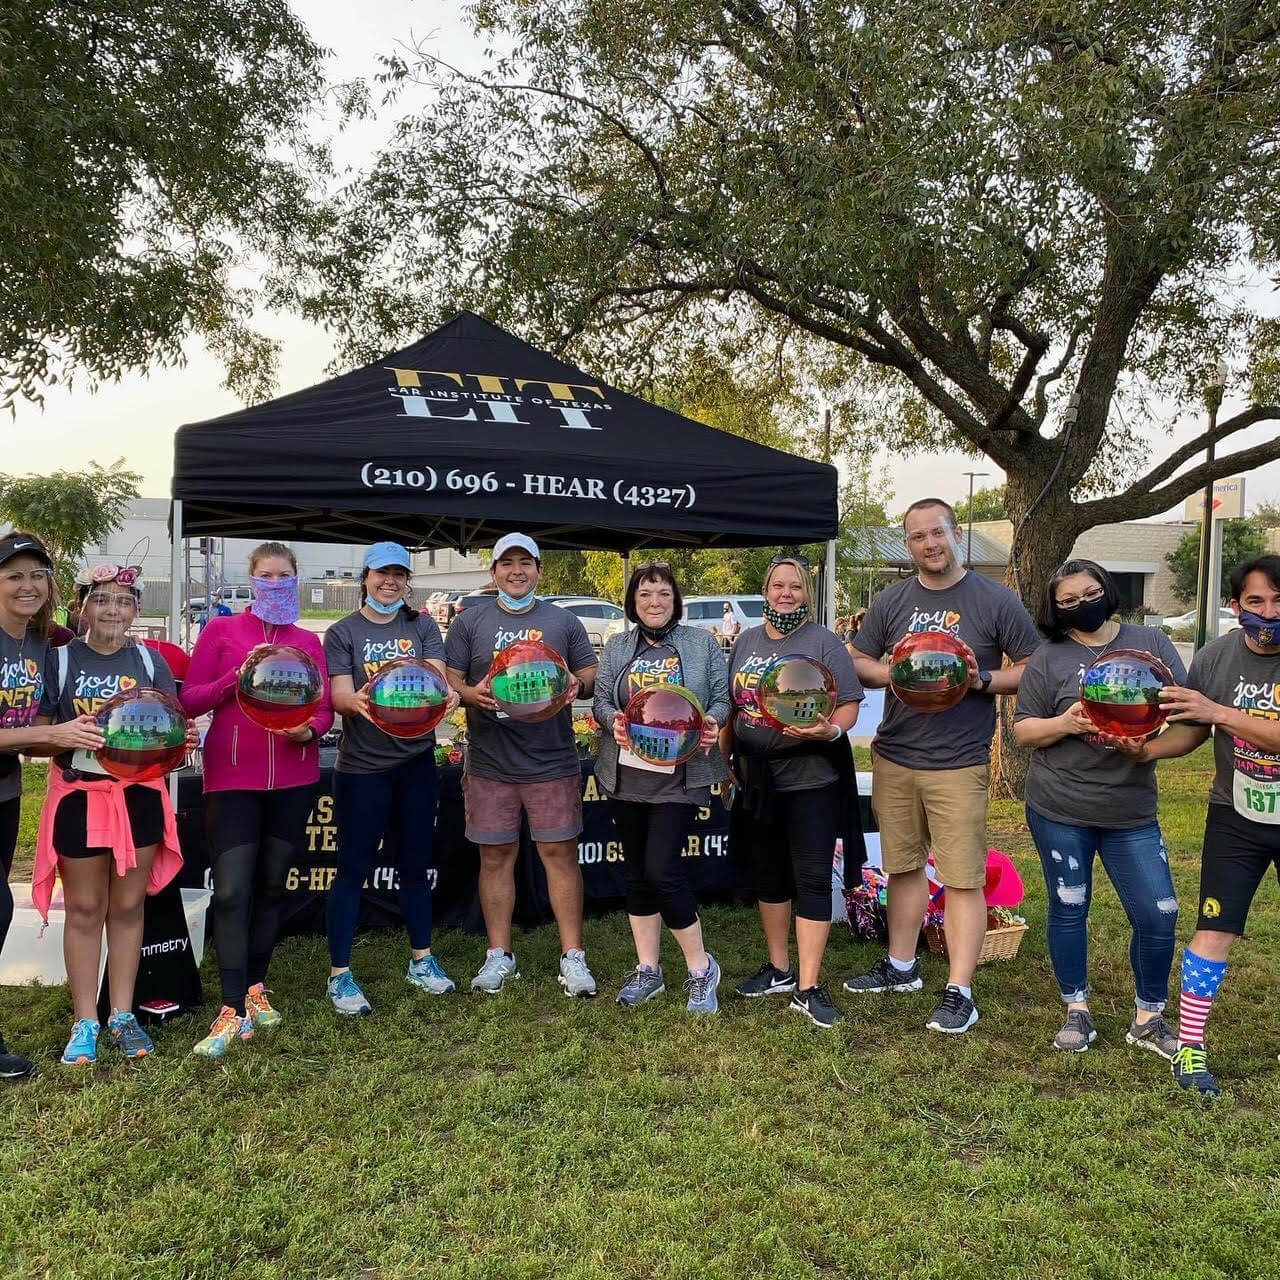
962, 471, 989, 567
1193, 362, 1229, 651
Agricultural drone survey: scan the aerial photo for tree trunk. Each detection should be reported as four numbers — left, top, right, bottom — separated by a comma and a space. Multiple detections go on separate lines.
988, 476, 1084, 799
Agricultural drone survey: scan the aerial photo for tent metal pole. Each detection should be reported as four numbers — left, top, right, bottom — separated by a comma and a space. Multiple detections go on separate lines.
169, 501, 183, 643
621, 552, 630, 596
824, 539, 836, 629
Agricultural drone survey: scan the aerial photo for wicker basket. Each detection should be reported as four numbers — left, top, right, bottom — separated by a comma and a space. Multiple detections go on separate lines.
924, 916, 1028, 965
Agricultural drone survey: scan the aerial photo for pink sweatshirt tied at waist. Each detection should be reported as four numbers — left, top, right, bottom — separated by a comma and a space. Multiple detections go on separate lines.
180, 611, 334, 794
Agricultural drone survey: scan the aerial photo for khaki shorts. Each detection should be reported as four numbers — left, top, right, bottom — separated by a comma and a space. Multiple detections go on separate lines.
871, 751, 989, 889
463, 772, 583, 845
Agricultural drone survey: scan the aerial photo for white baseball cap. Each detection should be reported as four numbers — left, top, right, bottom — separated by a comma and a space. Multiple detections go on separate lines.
492, 532, 540, 561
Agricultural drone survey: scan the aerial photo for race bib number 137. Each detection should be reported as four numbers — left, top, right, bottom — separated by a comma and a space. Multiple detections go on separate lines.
1234, 773, 1280, 824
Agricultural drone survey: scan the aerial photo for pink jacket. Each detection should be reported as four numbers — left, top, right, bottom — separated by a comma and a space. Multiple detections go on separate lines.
34, 771, 183, 924
180, 612, 334, 794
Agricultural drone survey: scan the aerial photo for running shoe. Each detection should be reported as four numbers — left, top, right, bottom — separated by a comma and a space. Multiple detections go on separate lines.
559, 948, 598, 998
616, 964, 665, 1006
0, 1032, 34, 1082
685, 954, 721, 1014
926, 985, 979, 1034
245, 983, 284, 1030
407, 954, 457, 995
843, 955, 923, 994
61, 1018, 100, 1066
789, 984, 842, 1028
327, 969, 372, 1016
1053, 1009, 1097, 1053
107, 1010, 154, 1059
1126, 1014, 1178, 1061
192, 1006, 253, 1058
734, 962, 797, 998
1172, 1043, 1221, 1097
471, 949, 519, 993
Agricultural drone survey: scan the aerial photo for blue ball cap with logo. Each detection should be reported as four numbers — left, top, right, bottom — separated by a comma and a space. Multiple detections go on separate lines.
363, 541, 411, 571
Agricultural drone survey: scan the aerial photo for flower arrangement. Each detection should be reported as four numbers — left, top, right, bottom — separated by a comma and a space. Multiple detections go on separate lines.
572, 712, 601, 757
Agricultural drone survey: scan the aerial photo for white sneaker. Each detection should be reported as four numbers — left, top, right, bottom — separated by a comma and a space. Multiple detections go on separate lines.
558, 948, 598, 998
471, 948, 519, 993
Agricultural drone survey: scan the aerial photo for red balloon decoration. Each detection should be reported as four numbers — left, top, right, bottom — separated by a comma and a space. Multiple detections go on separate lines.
95, 688, 189, 783
365, 657, 450, 739
889, 630, 972, 713
624, 685, 705, 766
1080, 648, 1175, 739
236, 645, 324, 732
756, 655, 836, 732
488, 640, 574, 722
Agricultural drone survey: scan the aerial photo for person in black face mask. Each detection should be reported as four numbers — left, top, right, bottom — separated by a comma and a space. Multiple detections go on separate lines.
1012, 559, 1186, 1059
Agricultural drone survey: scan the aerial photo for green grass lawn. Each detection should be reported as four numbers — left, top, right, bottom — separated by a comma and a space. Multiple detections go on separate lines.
4, 746, 1279, 1279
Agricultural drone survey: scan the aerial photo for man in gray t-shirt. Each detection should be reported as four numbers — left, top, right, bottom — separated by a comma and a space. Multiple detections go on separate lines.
445, 533, 599, 997
844, 498, 1041, 1035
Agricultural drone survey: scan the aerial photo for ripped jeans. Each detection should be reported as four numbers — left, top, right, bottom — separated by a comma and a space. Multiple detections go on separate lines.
1025, 807, 1178, 1012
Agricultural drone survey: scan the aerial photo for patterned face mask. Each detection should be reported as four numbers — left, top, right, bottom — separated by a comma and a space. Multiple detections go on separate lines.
251, 575, 300, 625
1236, 607, 1280, 648
763, 601, 809, 634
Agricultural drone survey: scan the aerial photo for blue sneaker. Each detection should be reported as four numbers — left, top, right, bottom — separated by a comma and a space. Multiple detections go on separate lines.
327, 969, 372, 1016
616, 964, 665, 1006
407, 954, 456, 995
685, 954, 721, 1014
61, 1018, 100, 1066
107, 1010, 154, 1059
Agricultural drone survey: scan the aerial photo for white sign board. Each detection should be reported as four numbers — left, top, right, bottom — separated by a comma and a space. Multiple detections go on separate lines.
1184, 475, 1246, 521
310, 588, 325, 605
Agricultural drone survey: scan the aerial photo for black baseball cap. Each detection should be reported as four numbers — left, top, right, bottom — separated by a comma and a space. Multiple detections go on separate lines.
0, 534, 54, 570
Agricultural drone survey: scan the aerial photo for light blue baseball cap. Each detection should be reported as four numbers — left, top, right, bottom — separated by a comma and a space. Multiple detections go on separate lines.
363, 541, 411, 571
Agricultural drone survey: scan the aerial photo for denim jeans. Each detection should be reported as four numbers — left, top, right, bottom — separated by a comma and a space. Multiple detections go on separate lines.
1025, 806, 1179, 1012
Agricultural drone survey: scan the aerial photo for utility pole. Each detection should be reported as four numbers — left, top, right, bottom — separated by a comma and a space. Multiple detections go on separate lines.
1193, 362, 1228, 650
962, 471, 989, 568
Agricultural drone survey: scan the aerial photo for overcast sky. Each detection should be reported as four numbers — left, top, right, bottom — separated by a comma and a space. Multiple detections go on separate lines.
7, 1, 1279, 519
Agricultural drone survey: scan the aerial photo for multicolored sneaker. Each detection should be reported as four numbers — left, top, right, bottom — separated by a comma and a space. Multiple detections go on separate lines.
1126, 1014, 1178, 1061
192, 1006, 253, 1058
407, 954, 456, 995
61, 1018, 100, 1066
1172, 1043, 1221, 1097
107, 1010, 154, 1059
245, 983, 283, 1030
327, 969, 372, 1016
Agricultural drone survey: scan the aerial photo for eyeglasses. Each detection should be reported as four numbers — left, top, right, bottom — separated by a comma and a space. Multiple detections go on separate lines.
85, 592, 138, 609
1055, 587, 1105, 610
1, 569, 52, 585
903, 526, 955, 547
769, 554, 811, 570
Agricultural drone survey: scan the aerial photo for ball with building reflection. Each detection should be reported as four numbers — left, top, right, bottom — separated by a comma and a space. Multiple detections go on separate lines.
889, 630, 972, 713
365, 657, 450, 739
1080, 648, 1174, 739
624, 685, 705, 766
237, 645, 324, 733
756, 656, 837, 731
95, 689, 189, 782
488, 640, 574, 723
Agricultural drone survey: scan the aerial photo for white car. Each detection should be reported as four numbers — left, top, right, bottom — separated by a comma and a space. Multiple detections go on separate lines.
188, 584, 255, 621
682, 595, 765, 634
1162, 607, 1239, 630
546, 597, 628, 650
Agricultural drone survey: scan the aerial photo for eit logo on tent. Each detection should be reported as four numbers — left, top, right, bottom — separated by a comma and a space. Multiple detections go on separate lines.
385, 367, 616, 431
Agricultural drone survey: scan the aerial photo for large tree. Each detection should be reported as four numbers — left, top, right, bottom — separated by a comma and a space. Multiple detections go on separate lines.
0, 0, 331, 409
291, 0, 1280, 617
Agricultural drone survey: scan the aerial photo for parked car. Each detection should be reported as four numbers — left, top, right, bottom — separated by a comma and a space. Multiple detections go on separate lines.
428, 590, 468, 628
546, 597, 628, 650
682, 595, 765, 634
188, 584, 255, 622
1162, 606, 1239, 631
451, 587, 499, 620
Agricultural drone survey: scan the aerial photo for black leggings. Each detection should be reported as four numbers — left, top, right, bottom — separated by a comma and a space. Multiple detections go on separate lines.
0, 795, 18, 958
206, 785, 316, 1013
608, 797, 698, 930
743, 781, 841, 923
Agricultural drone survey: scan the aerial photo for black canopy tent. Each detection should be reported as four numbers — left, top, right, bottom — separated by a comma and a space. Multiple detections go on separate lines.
168, 312, 838, 631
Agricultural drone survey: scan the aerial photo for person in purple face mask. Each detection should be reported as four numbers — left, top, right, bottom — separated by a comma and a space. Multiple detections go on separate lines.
181, 542, 334, 1057
1111, 554, 1280, 1096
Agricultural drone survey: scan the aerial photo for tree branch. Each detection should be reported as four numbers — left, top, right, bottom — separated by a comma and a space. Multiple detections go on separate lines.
1119, 404, 1280, 496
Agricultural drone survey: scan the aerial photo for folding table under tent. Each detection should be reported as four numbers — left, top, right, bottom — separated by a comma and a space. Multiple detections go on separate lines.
169, 311, 839, 634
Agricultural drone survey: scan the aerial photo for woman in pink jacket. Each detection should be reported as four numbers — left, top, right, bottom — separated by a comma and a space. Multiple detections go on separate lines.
181, 543, 333, 1057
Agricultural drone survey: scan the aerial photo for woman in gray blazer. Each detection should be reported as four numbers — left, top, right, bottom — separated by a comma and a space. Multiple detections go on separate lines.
594, 562, 731, 1013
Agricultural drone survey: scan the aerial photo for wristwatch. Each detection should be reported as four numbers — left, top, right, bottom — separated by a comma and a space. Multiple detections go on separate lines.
978, 670, 993, 693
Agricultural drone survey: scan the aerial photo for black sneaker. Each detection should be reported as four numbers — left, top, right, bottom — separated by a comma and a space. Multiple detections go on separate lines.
0, 1032, 34, 1082
734, 962, 797, 998
925, 985, 979, 1034
789, 985, 843, 1028
843, 955, 923, 994
1172, 1043, 1221, 1097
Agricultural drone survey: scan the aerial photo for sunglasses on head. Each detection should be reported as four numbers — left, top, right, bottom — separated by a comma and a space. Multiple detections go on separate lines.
634, 560, 672, 574
769, 554, 811, 570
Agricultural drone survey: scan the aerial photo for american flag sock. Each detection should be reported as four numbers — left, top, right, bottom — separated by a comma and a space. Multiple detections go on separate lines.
1177, 948, 1228, 1047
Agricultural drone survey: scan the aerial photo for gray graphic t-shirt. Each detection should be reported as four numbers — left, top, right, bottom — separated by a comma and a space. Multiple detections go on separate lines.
445, 598, 597, 784
1015, 625, 1186, 828
1187, 630, 1280, 821
0, 631, 50, 802
323, 609, 446, 774
729, 621, 862, 792
854, 571, 1041, 769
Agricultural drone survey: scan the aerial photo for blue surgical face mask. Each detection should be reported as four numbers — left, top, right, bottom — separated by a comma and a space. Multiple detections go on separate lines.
364, 594, 403, 616
497, 587, 536, 612
1237, 607, 1280, 648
